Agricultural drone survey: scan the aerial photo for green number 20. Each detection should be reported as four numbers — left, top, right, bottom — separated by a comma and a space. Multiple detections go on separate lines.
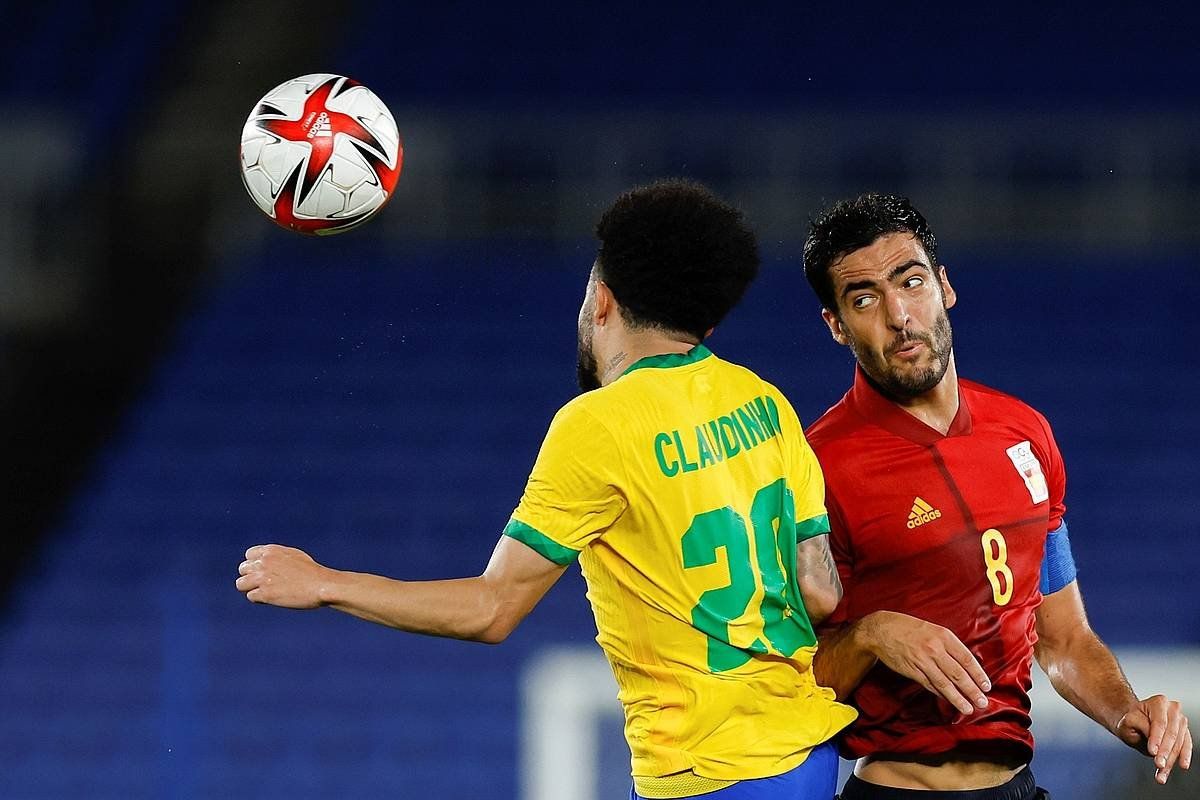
681, 478, 815, 672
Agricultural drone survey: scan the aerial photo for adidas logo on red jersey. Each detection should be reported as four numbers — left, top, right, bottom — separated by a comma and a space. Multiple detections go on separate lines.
907, 497, 942, 529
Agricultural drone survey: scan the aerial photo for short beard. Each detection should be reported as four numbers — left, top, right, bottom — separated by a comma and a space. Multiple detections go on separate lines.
852, 311, 953, 399
576, 332, 601, 393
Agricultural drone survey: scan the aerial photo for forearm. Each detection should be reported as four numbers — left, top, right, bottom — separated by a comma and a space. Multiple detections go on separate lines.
813, 618, 879, 701
814, 611, 991, 714
239, 538, 566, 642
1038, 631, 1137, 735
320, 570, 505, 643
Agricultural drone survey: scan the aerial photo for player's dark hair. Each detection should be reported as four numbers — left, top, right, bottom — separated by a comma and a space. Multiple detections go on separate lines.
803, 193, 939, 314
595, 180, 759, 340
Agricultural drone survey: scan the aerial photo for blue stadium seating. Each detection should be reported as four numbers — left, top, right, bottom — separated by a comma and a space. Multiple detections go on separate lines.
340, 2, 1198, 107
0, 0, 189, 170
0, 235, 1196, 797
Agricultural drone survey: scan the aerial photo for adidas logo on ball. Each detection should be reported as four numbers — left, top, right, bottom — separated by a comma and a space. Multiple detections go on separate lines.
307, 112, 333, 139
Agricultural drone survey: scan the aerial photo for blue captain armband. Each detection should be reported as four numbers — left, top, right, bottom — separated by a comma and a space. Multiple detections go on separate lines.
1040, 520, 1078, 594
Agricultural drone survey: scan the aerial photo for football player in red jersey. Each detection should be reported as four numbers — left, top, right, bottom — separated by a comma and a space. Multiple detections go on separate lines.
802, 194, 1191, 799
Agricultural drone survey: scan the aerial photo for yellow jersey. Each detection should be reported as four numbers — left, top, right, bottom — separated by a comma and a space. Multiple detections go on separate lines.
504, 344, 855, 796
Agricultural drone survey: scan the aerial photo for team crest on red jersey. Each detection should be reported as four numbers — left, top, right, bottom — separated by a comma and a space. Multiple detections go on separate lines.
1005, 440, 1049, 504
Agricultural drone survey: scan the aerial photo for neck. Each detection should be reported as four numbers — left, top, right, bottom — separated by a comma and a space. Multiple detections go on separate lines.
597, 330, 699, 387
884, 355, 960, 435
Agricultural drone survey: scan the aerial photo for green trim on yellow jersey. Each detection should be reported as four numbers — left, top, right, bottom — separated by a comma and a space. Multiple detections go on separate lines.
503, 518, 580, 565
795, 513, 831, 542
621, 343, 713, 376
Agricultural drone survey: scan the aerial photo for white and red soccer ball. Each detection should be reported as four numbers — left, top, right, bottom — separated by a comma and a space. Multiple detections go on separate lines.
239, 74, 403, 235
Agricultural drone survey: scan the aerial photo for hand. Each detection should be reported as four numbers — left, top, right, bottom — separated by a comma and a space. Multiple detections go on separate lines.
858, 610, 992, 715
1116, 695, 1191, 784
236, 544, 330, 609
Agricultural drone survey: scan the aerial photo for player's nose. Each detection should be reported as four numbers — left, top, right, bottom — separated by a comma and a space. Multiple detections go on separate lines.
883, 292, 910, 330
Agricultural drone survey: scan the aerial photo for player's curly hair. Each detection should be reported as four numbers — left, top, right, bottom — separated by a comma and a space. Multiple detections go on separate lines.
595, 180, 759, 340
803, 193, 939, 314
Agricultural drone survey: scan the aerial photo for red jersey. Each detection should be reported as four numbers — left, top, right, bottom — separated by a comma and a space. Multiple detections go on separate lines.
806, 368, 1067, 763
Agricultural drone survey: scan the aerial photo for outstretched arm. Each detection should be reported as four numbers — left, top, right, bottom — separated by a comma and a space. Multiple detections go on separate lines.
236, 535, 568, 644
813, 611, 992, 715
1035, 581, 1191, 784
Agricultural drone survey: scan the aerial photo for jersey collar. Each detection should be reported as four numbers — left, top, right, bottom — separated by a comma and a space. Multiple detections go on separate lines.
621, 343, 713, 376
849, 366, 973, 445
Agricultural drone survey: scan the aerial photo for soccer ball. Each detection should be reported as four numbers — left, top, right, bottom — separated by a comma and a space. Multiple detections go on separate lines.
239, 74, 403, 235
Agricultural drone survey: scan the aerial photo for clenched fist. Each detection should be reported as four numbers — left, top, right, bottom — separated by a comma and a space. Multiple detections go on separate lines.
236, 544, 330, 609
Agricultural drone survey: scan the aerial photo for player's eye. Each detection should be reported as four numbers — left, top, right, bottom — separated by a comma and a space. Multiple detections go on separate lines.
851, 294, 875, 309
902, 275, 925, 289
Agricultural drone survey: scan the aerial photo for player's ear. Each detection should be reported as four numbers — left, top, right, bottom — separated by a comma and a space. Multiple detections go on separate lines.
938, 266, 957, 310
821, 308, 850, 347
594, 280, 616, 327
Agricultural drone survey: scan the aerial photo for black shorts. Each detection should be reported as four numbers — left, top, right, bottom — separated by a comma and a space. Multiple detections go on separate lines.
838, 768, 1048, 800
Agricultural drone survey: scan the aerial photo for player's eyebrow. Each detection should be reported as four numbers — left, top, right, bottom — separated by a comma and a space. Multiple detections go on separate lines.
839, 260, 931, 299
887, 259, 931, 281
840, 278, 878, 298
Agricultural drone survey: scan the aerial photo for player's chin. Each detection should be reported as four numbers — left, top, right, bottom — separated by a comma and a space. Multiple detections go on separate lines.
884, 365, 941, 396
884, 359, 928, 383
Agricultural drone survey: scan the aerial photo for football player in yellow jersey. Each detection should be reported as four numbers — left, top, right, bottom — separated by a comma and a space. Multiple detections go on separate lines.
236, 180, 856, 799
